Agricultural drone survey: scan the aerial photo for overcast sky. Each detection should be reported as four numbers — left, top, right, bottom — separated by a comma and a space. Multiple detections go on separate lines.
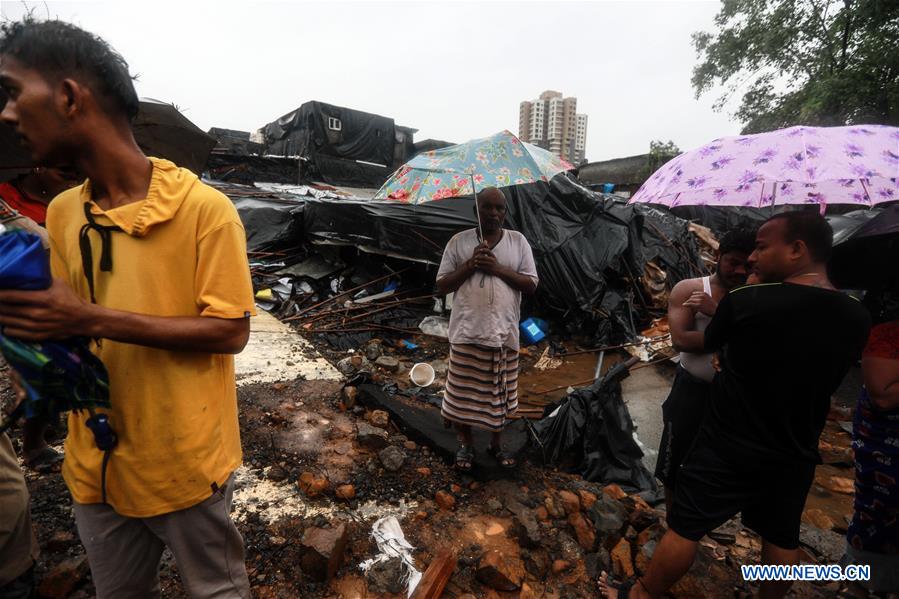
2, 0, 741, 162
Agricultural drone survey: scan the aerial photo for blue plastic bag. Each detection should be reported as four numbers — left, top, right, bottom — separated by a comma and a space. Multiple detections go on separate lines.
0, 229, 110, 430
0, 229, 51, 290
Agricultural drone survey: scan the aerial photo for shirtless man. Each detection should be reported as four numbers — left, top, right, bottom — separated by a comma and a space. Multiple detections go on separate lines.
654, 228, 755, 508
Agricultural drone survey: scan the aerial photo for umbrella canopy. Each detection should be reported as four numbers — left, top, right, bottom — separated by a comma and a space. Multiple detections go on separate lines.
630, 125, 899, 209
133, 98, 216, 174
0, 99, 216, 176
374, 130, 574, 203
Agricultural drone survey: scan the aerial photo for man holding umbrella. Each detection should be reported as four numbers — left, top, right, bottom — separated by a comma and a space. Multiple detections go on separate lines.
436, 187, 538, 471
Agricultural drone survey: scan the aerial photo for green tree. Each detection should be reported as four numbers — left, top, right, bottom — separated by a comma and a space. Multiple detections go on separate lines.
692, 0, 899, 133
640, 140, 681, 181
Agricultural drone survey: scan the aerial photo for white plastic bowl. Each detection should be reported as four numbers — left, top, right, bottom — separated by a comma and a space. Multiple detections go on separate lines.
409, 363, 436, 387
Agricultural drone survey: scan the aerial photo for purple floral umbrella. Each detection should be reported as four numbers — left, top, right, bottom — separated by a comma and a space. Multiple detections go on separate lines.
629, 125, 899, 210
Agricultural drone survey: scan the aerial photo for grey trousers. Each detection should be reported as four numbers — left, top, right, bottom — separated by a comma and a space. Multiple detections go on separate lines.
74, 474, 251, 599
0, 433, 38, 592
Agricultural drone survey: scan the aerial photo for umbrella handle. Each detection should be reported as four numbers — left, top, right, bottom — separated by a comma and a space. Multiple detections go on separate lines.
471, 173, 488, 289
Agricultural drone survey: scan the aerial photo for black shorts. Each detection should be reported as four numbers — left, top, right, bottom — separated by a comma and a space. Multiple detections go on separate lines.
667, 440, 816, 549
654, 367, 711, 489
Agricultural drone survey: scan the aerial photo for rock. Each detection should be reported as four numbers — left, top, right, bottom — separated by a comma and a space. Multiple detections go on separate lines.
610, 537, 634, 578
300, 524, 348, 582
365, 342, 383, 361
266, 465, 289, 482
486, 498, 503, 513
625, 525, 638, 542
416, 467, 432, 477
578, 489, 598, 511
476, 550, 525, 592
558, 490, 581, 515
823, 476, 855, 495
602, 483, 627, 501
637, 522, 667, 549
519, 582, 547, 599
508, 501, 542, 548
544, 495, 565, 519
365, 555, 405, 594
451, 483, 462, 494
584, 549, 611, 579
803, 508, 835, 531
522, 548, 550, 578
378, 446, 406, 472
335, 484, 356, 500
337, 357, 357, 376
375, 356, 400, 372
46, 530, 76, 553
435, 490, 456, 511
567, 512, 596, 551
535, 506, 550, 522
799, 524, 845, 563
370, 409, 390, 429
342, 386, 357, 410
403, 440, 417, 451
356, 421, 388, 450
38, 555, 90, 599
270, 535, 287, 547
628, 506, 660, 532
298, 471, 329, 498
589, 494, 629, 540
635, 540, 656, 574
551, 559, 571, 574
459, 595, 477, 599
554, 531, 583, 563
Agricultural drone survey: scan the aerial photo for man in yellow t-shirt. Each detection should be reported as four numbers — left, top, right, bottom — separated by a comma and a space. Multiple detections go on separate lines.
0, 20, 254, 598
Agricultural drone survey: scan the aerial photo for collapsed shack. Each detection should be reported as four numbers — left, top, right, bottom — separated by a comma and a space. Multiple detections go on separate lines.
212, 175, 709, 493
294, 175, 706, 345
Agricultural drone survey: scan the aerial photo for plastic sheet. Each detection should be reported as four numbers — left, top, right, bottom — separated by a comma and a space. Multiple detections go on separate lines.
232, 197, 305, 252
0, 228, 51, 290
531, 361, 657, 492
0, 229, 110, 429
359, 516, 422, 598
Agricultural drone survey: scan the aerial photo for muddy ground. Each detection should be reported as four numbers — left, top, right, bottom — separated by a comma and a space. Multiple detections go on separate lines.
2, 341, 864, 598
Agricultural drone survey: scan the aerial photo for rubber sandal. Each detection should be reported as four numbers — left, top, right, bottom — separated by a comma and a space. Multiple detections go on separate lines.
24, 446, 64, 473
455, 445, 474, 472
488, 445, 517, 468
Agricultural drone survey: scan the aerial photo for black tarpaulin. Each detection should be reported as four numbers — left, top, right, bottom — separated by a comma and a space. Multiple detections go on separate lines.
531, 361, 656, 492
829, 205, 897, 292
669, 205, 770, 235
233, 197, 304, 252
263, 101, 395, 167
357, 383, 528, 480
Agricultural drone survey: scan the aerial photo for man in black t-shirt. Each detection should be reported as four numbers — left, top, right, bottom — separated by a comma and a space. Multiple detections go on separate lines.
600, 211, 871, 599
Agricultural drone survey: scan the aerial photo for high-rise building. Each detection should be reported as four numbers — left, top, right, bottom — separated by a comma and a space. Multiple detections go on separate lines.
518, 90, 587, 164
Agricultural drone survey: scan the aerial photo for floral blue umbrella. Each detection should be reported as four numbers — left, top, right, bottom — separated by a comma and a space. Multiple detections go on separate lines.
374, 130, 574, 203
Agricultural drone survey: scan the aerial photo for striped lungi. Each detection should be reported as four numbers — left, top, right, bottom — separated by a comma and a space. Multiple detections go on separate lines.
442, 343, 519, 431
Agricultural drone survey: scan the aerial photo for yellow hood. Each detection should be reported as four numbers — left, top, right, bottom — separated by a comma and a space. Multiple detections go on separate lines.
82, 158, 198, 237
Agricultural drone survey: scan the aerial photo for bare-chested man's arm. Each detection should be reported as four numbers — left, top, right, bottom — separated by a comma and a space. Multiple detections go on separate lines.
668, 279, 706, 354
